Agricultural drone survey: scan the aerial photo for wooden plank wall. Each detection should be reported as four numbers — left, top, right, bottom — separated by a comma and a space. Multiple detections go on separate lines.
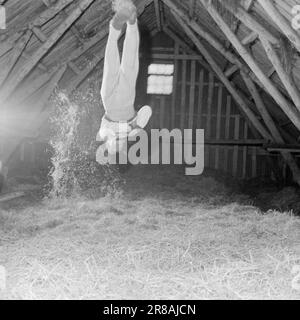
147, 44, 283, 180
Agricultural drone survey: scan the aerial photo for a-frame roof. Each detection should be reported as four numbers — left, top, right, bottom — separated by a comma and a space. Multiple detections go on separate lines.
1, 0, 300, 184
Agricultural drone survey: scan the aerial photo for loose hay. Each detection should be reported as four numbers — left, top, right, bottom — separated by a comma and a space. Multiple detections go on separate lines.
0, 166, 300, 300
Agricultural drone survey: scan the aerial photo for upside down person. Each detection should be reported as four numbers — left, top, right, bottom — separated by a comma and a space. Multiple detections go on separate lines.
96, 0, 152, 164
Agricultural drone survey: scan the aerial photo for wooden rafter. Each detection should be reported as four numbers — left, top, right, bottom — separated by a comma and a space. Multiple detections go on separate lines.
260, 36, 300, 114
241, 71, 300, 186
164, 19, 285, 136
171, 11, 272, 141
154, 0, 162, 31
257, 0, 300, 54
0, 0, 96, 104
220, 0, 279, 45
162, 0, 296, 133
162, 1, 265, 97
223, 0, 254, 75
199, 0, 300, 133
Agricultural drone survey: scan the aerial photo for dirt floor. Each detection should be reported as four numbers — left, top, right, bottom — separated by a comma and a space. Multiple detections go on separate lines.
0, 165, 300, 300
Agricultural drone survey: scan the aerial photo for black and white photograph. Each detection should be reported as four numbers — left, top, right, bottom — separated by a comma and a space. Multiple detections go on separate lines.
0, 0, 300, 304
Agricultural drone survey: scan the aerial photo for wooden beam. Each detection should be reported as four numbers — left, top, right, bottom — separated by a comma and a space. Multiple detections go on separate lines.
189, 0, 195, 19
162, 0, 267, 95
0, 0, 96, 103
171, 42, 179, 128
171, 11, 273, 141
147, 53, 204, 60
220, 0, 279, 45
0, 192, 25, 203
3, 0, 76, 38
257, 0, 300, 54
241, 32, 258, 46
163, 26, 195, 54
64, 0, 154, 93
188, 60, 196, 129
154, 0, 162, 31
260, 36, 300, 113
0, 30, 32, 86
199, 0, 300, 132
31, 0, 76, 28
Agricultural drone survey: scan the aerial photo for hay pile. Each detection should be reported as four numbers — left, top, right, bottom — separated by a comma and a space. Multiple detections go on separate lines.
0, 165, 299, 300
252, 187, 300, 216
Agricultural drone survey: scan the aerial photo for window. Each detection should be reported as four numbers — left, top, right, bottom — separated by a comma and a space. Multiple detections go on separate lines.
147, 63, 174, 95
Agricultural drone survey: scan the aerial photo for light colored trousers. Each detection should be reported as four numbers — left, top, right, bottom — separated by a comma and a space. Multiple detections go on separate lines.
100, 21, 140, 122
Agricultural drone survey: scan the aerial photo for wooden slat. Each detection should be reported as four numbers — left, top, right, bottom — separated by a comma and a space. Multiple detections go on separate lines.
180, 59, 187, 130
215, 85, 223, 170
252, 147, 257, 178
188, 60, 196, 129
242, 122, 248, 179
0, 0, 96, 103
197, 69, 204, 128
206, 72, 214, 139
171, 11, 273, 141
233, 115, 240, 176
160, 96, 165, 129
200, 0, 300, 132
224, 95, 231, 173
171, 42, 179, 129
0, 30, 32, 86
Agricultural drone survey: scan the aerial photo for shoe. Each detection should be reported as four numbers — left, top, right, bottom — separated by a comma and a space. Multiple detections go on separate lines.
133, 105, 152, 129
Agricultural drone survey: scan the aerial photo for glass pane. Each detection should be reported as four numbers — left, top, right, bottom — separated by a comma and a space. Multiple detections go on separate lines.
148, 64, 174, 75
147, 75, 173, 95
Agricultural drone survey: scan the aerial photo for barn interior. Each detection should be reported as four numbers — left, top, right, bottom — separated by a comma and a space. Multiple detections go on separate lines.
0, 0, 300, 300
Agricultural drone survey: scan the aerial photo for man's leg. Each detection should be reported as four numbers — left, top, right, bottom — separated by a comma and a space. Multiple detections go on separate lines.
100, 22, 121, 108
121, 18, 140, 85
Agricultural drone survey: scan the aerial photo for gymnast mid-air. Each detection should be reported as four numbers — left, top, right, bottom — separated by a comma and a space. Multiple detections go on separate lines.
96, 0, 152, 161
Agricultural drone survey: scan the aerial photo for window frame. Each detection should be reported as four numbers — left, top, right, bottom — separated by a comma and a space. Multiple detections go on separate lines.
146, 63, 175, 96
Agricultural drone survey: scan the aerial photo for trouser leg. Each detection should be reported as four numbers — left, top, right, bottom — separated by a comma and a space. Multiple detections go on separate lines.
100, 22, 121, 110
121, 21, 140, 85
